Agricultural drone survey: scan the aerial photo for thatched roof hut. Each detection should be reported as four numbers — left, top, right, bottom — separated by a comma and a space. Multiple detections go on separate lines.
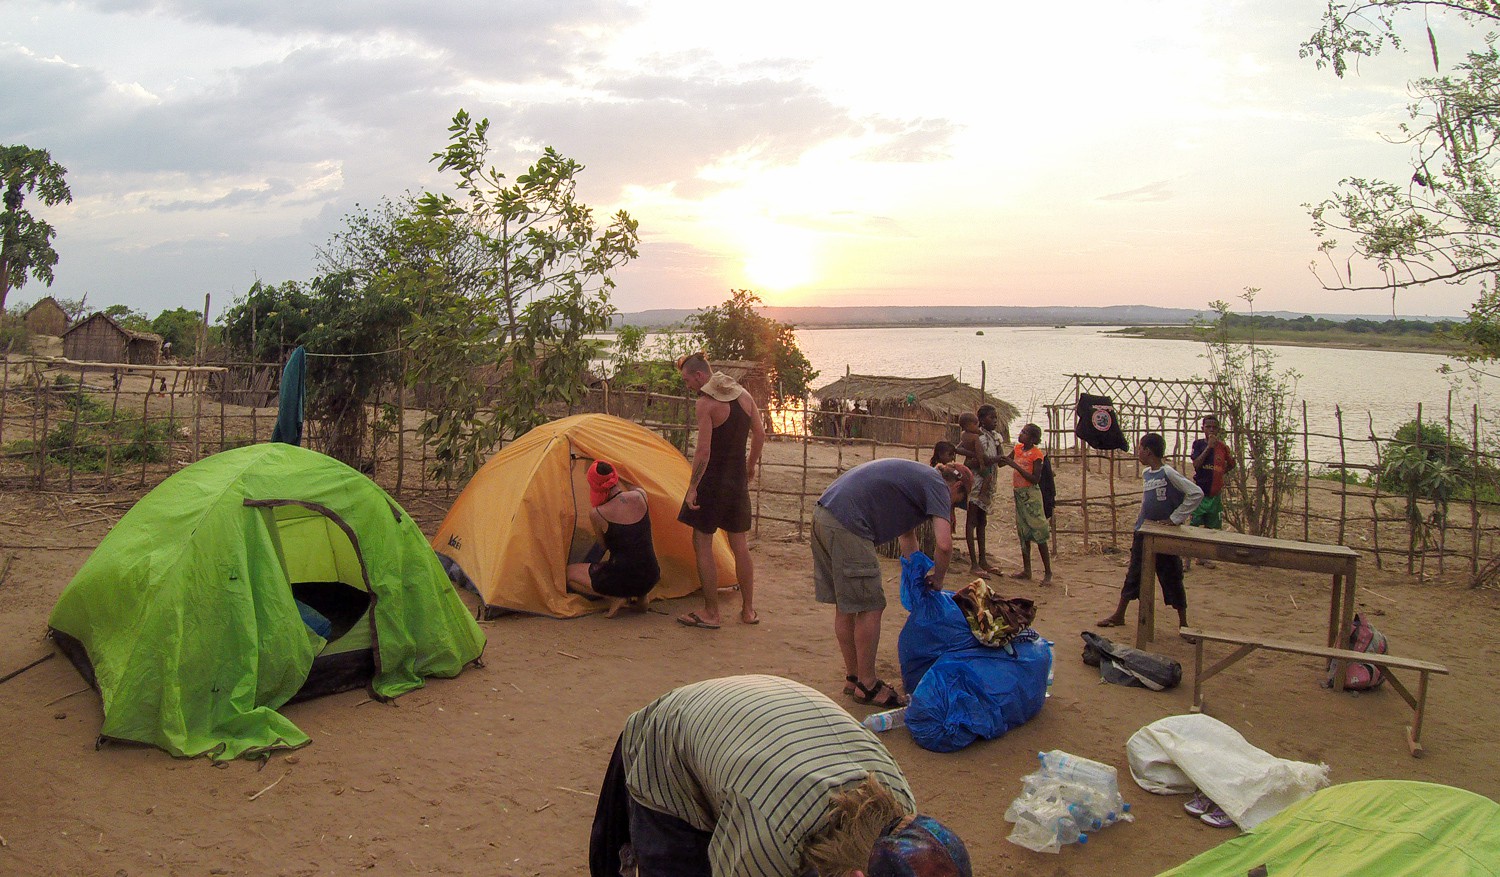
23, 297, 69, 336
62, 313, 164, 364
812, 373, 1019, 447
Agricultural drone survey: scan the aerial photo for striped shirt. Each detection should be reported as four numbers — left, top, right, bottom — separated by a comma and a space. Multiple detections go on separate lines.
621, 675, 915, 877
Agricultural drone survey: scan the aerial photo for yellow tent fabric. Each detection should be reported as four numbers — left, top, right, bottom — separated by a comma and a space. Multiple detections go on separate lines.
433, 414, 737, 618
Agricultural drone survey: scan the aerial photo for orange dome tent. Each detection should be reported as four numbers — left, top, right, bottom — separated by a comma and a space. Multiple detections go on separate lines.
433, 414, 737, 618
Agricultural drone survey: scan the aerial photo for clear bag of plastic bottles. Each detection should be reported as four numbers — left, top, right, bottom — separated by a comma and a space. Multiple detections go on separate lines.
1003, 750, 1133, 852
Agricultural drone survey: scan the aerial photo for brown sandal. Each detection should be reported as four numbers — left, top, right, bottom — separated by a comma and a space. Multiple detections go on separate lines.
853, 678, 908, 708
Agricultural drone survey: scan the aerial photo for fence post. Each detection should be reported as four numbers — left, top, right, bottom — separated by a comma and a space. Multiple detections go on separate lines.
38, 363, 49, 490
65, 365, 85, 491
1473, 404, 1481, 581
1302, 400, 1310, 542
798, 401, 810, 541
1081, 448, 1090, 552
1411, 402, 1421, 576
1368, 412, 1383, 570
1336, 406, 1347, 545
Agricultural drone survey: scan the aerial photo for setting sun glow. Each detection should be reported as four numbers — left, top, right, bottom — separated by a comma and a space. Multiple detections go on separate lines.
740, 224, 818, 293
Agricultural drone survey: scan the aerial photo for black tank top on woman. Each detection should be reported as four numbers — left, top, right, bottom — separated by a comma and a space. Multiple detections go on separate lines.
590, 513, 661, 599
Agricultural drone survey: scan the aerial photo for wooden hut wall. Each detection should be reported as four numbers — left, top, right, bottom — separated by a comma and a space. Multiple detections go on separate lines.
63, 317, 128, 363
24, 299, 68, 336
127, 337, 162, 365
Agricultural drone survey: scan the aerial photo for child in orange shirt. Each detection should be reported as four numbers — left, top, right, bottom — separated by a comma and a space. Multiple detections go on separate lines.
1003, 423, 1053, 583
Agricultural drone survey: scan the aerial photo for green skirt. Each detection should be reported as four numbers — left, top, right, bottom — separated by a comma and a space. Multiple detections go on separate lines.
1014, 486, 1050, 544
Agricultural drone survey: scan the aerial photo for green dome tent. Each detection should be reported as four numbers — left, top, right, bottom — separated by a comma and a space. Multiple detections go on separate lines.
48, 444, 485, 761
1156, 781, 1499, 876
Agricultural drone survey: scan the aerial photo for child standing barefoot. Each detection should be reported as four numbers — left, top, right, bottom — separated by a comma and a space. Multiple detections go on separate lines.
1003, 423, 1053, 583
957, 410, 1000, 577
1098, 432, 1203, 636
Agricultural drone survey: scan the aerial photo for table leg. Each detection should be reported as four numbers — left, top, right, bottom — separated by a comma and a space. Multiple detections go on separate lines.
1408, 671, 1429, 757
1137, 535, 1156, 646
1333, 566, 1357, 693
1327, 574, 1342, 649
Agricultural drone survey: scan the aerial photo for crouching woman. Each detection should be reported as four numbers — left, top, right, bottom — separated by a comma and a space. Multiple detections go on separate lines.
567, 461, 661, 617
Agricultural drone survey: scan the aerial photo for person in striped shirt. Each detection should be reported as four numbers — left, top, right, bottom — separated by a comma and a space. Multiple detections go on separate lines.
589, 675, 972, 877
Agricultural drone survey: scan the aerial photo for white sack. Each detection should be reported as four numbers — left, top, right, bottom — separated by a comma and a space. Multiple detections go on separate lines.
1126, 713, 1329, 830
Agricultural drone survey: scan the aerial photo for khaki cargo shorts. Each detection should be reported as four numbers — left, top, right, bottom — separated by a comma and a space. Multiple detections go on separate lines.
812, 505, 886, 613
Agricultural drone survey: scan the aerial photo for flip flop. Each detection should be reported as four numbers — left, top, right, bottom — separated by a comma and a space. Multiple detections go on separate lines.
1096, 618, 1124, 628
1184, 792, 1213, 816
1201, 805, 1235, 829
676, 612, 720, 630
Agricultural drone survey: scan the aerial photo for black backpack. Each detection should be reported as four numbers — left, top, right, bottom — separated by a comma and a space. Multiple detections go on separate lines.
1081, 630, 1181, 691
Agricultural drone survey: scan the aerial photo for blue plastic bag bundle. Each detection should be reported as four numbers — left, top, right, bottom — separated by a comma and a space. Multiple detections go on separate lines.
896, 552, 1051, 752
896, 552, 974, 693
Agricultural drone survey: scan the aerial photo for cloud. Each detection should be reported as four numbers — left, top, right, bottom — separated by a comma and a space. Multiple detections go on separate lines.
856, 118, 958, 163
48, 0, 642, 75
1098, 180, 1175, 202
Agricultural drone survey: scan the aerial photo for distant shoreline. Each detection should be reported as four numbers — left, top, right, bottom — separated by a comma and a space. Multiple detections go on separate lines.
606, 322, 1463, 356
1104, 326, 1461, 358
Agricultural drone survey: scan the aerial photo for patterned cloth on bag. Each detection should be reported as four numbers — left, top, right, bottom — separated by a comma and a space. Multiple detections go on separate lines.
951, 578, 1036, 648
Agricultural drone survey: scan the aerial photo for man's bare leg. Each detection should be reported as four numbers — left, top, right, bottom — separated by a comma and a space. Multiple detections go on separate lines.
834, 611, 859, 686
835, 609, 885, 692
727, 531, 757, 623
679, 529, 722, 626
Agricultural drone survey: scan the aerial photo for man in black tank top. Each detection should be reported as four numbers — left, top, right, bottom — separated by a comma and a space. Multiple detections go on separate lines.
674, 353, 766, 629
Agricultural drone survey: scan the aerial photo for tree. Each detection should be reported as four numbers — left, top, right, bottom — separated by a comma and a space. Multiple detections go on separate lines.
1201, 290, 1302, 536
102, 304, 152, 332
151, 307, 205, 358
219, 273, 406, 467
688, 289, 818, 403
403, 110, 640, 481
1301, 4, 1500, 301
220, 279, 320, 362
1, 145, 72, 314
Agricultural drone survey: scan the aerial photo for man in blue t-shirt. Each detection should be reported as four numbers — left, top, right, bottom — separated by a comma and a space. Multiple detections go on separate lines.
813, 458, 972, 708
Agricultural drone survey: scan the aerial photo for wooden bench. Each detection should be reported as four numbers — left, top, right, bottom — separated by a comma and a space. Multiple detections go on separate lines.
1180, 627, 1450, 757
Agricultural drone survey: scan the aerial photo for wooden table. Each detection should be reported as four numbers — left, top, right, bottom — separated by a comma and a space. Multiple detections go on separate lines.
1133, 521, 1362, 690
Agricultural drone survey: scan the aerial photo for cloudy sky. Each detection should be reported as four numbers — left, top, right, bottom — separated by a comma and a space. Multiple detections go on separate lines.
1, 0, 1479, 319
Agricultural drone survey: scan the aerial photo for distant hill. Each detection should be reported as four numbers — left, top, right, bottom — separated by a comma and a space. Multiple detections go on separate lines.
611, 305, 1451, 330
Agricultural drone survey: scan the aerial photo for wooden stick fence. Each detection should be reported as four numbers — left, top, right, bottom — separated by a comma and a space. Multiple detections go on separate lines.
5, 357, 1500, 585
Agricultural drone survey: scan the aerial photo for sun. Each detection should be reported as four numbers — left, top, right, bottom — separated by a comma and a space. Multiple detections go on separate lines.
740, 224, 818, 293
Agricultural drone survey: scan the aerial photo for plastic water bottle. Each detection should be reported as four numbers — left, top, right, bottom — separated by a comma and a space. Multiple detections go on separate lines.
1045, 640, 1055, 698
862, 707, 907, 732
1037, 750, 1120, 796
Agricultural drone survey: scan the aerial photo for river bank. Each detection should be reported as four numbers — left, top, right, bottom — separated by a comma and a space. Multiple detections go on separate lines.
1104, 325, 1461, 357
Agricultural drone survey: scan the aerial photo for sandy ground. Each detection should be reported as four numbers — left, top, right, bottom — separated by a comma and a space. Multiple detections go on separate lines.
1, 437, 1498, 877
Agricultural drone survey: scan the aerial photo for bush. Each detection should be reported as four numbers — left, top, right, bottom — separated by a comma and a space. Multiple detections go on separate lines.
5, 378, 176, 472
0, 313, 30, 353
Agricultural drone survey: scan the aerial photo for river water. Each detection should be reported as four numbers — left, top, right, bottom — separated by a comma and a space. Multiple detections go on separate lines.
609, 325, 1483, 466
789, 325, 1484, 467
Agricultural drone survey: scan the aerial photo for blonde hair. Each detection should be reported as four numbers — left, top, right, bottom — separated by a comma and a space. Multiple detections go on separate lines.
802, 774, 912, 877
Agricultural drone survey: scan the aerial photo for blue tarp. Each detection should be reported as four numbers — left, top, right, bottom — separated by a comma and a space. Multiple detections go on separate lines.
897, 552, 1050, 752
